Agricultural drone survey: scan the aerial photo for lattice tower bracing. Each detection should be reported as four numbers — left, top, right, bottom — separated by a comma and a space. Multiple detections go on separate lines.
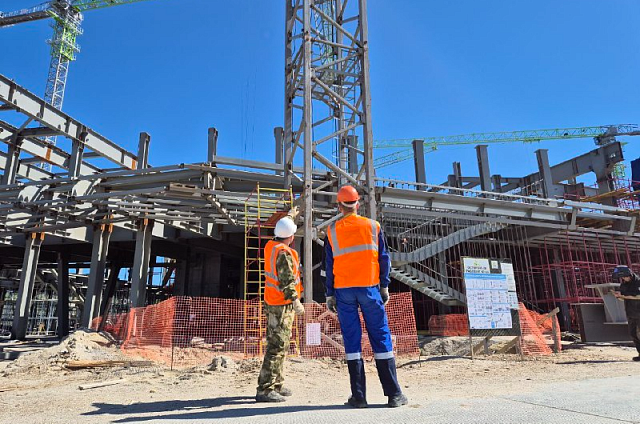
285, 0, 376, 297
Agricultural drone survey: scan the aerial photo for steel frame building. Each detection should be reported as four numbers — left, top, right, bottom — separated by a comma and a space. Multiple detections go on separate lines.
1, 0, 638, 340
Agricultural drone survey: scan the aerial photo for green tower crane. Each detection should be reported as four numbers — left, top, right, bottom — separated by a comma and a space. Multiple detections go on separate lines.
0, 0, 155, 170
373, 124, 640, 171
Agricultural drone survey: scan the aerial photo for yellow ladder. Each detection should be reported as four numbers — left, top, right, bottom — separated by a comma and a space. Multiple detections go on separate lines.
243, 184, 299, 357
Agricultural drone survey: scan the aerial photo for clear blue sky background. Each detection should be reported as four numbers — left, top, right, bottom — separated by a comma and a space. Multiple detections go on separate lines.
2, 0, 640, 186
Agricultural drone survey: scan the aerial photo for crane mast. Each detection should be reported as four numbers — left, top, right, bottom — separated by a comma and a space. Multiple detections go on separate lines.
0, 0, 152, 170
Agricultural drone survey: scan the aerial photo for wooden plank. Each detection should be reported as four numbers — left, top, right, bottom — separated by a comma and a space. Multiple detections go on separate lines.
471, 336, 492, 355
65, 360, 152, 369
78, 379, 128, 391
495, 336, 519, 354
535, 307, 560, 326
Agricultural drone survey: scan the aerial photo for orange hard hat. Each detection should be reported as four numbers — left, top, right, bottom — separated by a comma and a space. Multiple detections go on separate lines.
337, 185, 360, 203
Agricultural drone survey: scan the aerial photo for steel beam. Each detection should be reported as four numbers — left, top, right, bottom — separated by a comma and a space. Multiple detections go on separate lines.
81, 224, 112, 327
137, 132, 150, 170
535, 149, 553, 199
1, 141, 21, 185
347, 135, 358, 174
130, 219, 153, 307
11, 234, 43, 340
0, 122, 100, 175
57, 252, 70, 338
0, 74, 138, 169
475, 145, 492, 192
412, 139, 426, 190
302, 0, 314, 301
274, 127, 284, 176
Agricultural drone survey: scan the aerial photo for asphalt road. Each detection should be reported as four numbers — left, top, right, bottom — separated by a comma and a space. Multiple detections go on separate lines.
82, 375, 640, 423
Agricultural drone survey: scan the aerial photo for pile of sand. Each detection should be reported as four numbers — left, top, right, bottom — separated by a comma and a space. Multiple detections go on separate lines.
3, 330, 132, 375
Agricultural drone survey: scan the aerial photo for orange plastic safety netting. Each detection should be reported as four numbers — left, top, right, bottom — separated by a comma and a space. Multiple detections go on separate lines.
427, 304, 561, 356
93, 292, 419, 368
428, 314, 469, 336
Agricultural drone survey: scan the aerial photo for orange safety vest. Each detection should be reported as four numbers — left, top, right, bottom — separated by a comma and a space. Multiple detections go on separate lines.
263, 240, 303, 306
327, 214, 380, 289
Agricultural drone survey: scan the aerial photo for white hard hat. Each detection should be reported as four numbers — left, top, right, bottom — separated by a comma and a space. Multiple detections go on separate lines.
274, 216, 297, 238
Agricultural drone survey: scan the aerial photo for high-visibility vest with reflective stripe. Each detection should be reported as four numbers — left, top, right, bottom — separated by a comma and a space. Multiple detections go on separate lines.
327, 214, 380, 289
263, 240, 302, 306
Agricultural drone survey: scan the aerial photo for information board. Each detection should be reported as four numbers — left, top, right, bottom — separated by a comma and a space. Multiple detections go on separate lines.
462, 257, 519, 331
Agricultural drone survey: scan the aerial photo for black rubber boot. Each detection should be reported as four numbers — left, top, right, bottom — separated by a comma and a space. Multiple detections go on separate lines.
345, 396, 369, 408
388, 393, 409, 408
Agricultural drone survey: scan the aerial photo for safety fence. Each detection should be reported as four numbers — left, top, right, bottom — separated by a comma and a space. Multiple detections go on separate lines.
428, 303, 561, 355
93, 292, 419, 369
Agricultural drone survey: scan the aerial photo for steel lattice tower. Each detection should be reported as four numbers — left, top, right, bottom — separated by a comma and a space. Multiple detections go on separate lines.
285, 0, 376, 297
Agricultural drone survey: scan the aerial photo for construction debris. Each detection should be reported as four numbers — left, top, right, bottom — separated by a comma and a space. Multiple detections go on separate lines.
2, 330, 143, 375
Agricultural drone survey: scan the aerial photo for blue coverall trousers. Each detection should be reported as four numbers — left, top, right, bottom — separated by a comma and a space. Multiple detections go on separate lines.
335, 286, 402, 401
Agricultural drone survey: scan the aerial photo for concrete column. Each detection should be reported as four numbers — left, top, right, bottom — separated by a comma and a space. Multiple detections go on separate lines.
57, 252, 70, 339
207, 127, 218, 164
137, 132, 150, 170
130, 219, 154, 308
476, 145, 492, 192
535, 149, 553, 199
412, 139, 426, 190
275, 127, 284, 176
11, 234, 43, 340
82, 224, 112, 327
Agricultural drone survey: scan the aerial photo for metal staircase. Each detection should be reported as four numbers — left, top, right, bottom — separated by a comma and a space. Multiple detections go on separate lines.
391, 265, 465, 306
385, 218, 507, 306
390, 222, 507, 264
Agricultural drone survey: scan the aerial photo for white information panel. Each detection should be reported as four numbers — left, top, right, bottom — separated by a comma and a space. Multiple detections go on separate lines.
305, 323, 321, 346
463, 257, 518, 330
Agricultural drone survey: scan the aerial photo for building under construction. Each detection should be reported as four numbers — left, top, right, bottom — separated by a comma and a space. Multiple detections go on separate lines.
1, 0, 638, 344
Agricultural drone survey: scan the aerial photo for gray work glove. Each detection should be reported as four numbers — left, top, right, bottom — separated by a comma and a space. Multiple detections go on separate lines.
326, 296, 337, 314
292, 299, 305, 315
380, 287, 390, 305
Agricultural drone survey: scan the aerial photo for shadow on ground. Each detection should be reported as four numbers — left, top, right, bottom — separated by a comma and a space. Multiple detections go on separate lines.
556, 360, 631, 365
400, 356, 468, 367
84, 397, 379, 422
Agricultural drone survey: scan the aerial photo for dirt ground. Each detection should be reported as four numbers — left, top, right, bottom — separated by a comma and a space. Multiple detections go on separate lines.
1, 332, 640, 423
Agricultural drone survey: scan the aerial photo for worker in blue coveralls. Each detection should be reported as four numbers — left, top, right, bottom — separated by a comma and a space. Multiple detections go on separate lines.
323, 185, 408, 408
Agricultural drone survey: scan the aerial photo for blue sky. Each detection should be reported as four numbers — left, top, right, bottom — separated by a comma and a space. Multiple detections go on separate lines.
2, 0, 640, 186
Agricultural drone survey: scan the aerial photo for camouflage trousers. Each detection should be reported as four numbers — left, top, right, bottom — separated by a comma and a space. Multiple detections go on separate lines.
256, 303, 296, 394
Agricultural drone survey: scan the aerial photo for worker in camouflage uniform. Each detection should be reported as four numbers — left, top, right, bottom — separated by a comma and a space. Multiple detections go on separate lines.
256, 208, 305, 403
